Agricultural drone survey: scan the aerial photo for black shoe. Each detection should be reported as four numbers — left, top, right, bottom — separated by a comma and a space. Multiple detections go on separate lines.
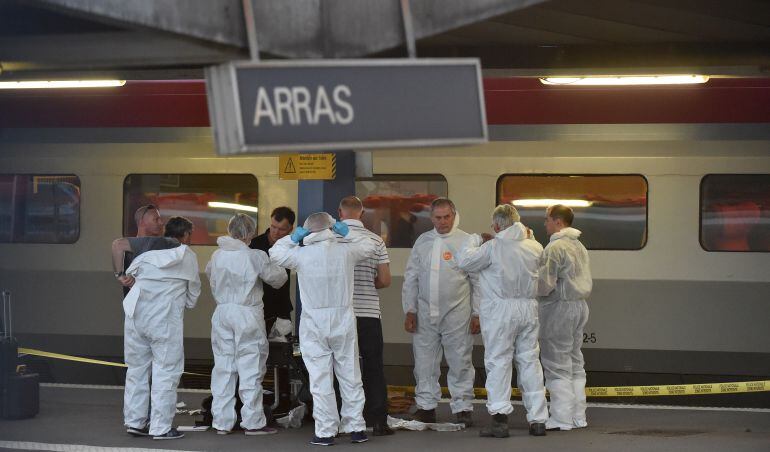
529, 422, 547, 436
479, 414, 508, 438
126, 425, 150, 437
351, 431, 369, 443
455, 410, 474, 427
373, 423, 395, 436
310, 436, 335, 446
412, 408, 436, 423
153, 428, 184, 440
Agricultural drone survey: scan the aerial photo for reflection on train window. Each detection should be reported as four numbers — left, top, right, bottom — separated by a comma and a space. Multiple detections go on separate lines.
355, 175, 448, 248
0, 175, 81, 244
123, 174, 258, 245
700, 174, 770, 252
497, 175, 647, 250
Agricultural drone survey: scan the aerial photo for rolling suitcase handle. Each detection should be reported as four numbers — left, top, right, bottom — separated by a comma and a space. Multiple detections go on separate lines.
2, 290, 11, 340
1, 290, 39, 420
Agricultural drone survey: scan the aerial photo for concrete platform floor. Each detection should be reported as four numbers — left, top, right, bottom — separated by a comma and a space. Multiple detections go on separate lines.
0, 384, 768, 452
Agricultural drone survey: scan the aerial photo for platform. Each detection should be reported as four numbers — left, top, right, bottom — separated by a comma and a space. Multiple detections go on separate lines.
0, 384, 768, 452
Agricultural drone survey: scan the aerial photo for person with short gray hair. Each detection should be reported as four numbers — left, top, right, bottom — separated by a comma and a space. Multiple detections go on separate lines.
206, 213, 288, 435
402, 197, 479, 426
228, 213, 257, 242
458, 204, 548, 438
492, 204, 520, 229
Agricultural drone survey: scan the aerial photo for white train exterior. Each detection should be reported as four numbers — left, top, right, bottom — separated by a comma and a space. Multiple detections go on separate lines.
1, 78, 768, 384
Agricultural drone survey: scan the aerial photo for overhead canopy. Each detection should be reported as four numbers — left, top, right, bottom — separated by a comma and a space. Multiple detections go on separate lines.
1, 0, 769, 79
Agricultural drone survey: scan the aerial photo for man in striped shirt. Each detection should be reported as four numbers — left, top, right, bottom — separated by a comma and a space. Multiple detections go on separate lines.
338, 195, 394, 436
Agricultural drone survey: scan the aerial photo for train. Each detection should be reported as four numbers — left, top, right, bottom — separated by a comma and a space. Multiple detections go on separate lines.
1, 78, 769, 394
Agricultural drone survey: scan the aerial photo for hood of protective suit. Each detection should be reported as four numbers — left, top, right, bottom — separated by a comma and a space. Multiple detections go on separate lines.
549, 227, 581, 242
124, 245, 201, 318
303, 228, 335, 245
304, 212, 335, 232
496, 222, 528, 241
127, 244, 190, 272
217, 235, 248, 251
539, 226, 591, 303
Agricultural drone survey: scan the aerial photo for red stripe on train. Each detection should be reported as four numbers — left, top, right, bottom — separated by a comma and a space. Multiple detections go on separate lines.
1, 78, 769, 127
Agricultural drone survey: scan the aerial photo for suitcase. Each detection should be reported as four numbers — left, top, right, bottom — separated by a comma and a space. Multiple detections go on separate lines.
2, 372, 39, 419
1, 290, 39, 420
0, 337, 17, 377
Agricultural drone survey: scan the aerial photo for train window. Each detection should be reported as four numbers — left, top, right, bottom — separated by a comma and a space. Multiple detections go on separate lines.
0, 175, 81, 244
123, 174, 258, 245
497, 175, 648, 250
700, 174, 770, 252
355, 174, 448, 248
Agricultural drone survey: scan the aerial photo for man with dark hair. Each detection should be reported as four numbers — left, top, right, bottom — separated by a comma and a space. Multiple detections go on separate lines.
537, 204, 592, 431
249, 206, 296, 334
338, 196, 393, 436
458, 204, 548, 438
164, 216, 194, 245
545, 204, 575, 229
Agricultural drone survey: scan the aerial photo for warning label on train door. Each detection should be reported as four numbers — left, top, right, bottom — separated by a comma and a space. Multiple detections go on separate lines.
279, 153, 336, 180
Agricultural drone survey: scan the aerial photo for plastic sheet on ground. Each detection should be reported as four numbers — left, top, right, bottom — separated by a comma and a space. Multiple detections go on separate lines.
177, 425, 210, 432
387, 415, 465, 432
268, 318, 293, 342
275, 402, 306, 428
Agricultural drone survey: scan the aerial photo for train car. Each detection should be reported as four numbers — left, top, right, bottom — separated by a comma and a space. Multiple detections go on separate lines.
1, 78, 769, 395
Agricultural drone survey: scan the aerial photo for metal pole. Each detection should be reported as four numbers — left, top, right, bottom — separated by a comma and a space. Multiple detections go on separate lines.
242, 0, 260, 61
399, 0, 417, 58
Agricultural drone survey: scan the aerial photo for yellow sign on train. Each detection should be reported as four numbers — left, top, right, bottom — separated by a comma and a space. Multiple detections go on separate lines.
279, 153, 336, 180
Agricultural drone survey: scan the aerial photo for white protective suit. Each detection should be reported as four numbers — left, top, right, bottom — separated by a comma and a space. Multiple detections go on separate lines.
270, 229, 376, 438
402, 220, 479, 414
205, 236, 288, 432
537, 227, 592, 430
123, 245, 200, 436
457, 222, 548, 423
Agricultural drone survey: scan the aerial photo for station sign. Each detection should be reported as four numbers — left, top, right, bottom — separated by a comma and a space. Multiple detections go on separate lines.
279, 153, 336, 180
205, 59, 487, 154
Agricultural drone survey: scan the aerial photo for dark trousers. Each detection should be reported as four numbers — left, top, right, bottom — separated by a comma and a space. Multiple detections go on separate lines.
357, 316, 388, 426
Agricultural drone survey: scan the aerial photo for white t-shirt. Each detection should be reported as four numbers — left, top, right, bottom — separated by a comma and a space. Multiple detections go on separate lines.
343, 219, 390, 319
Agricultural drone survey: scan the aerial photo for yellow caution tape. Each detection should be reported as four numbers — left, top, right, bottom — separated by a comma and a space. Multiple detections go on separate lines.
18, 347, 209, 377
19, 347, 770, 396
584, 381, 770, 397
388, 380, 770, 398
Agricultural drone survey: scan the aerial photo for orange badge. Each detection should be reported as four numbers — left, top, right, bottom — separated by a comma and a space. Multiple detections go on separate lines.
443, 251, 453, 261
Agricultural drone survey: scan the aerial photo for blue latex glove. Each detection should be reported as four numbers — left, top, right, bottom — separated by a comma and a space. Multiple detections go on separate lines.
332, 221, 350, 237
290, 226, 310, 243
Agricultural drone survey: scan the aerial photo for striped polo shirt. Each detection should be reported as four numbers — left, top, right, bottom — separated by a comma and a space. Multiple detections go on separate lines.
343, 219, 390, 319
